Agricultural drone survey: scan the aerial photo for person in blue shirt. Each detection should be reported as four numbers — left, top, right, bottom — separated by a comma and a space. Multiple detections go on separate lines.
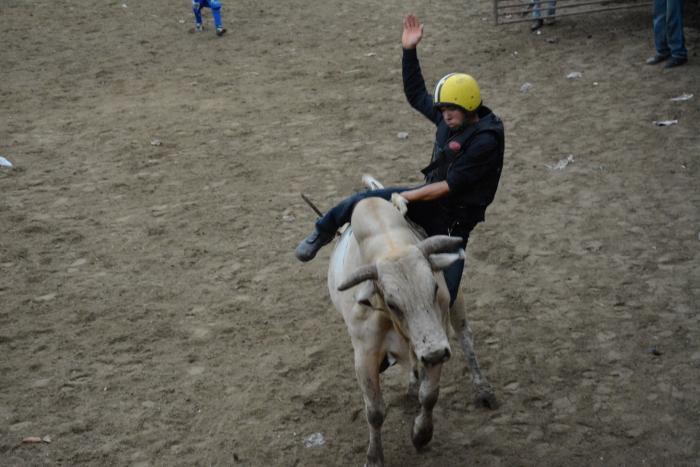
192, 0, 226, 36
295, 15, 505, 306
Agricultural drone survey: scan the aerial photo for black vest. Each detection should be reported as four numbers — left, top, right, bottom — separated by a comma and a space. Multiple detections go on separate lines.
420, 108, 505, 232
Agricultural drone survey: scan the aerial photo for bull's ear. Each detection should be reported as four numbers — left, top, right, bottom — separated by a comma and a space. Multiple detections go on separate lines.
428, 249, 465, 271
355, 281, 377, 308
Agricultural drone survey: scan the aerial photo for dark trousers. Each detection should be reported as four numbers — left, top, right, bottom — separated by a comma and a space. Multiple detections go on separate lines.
315, 187, 472, 305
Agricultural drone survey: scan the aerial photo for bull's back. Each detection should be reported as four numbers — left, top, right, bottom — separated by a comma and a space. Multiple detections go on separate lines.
350, 198, 419, 259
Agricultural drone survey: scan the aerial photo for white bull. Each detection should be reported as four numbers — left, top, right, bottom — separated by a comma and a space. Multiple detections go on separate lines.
327, 187, 497, 467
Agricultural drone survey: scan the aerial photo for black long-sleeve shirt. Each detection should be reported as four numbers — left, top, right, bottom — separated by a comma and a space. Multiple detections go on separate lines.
402, 48, 504, 227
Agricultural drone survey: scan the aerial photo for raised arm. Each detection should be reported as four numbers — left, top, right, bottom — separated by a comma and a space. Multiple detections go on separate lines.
402, 15, 441, 124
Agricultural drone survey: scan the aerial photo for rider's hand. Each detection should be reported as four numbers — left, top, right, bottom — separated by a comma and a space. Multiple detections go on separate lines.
391, 193, 409, 216
401, 14, 423, 49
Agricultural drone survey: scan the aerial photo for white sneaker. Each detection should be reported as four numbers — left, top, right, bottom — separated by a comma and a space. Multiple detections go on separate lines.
195, 23, 202, 32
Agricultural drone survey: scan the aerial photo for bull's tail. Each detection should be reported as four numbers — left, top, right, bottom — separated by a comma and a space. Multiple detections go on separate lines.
361, 174, 384, 191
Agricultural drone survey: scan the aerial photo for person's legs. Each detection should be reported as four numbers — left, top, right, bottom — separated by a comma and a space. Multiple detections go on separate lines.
665, 0, 687, 59
443, 255, 465, 307
652, 0, 671, 57
530, 0, 544, 30
315, 188, 408, 234
208, 0, 224, 31
192, 0, 203, 27
403, 202, 474, 306
546, 0, 556, 18
531, 0, 542, 18
296, 187, 409, 262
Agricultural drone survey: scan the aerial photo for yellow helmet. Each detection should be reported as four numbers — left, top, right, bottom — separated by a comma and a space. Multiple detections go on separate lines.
433, 73, 481, 112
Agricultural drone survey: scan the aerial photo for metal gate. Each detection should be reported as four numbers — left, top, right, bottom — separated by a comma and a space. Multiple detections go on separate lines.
493, 0, 649, 25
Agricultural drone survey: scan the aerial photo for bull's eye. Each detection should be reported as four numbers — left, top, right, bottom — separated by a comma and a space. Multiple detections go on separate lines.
386, 302, 403, 318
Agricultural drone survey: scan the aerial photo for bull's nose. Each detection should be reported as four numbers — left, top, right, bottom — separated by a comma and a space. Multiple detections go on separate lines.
421, 347, 451, 366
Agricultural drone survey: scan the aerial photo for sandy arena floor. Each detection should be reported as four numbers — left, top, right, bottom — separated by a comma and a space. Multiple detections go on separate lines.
1, 0, 699, 465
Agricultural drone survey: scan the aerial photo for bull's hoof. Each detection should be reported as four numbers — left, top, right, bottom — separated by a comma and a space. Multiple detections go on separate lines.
365, 448, 384, 467
411, 423, 433, 449
364, 457, 384, 467
475, 388, 499, 410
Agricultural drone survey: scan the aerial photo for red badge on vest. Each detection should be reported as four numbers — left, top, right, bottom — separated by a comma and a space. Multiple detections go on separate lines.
448, 141, 461, 152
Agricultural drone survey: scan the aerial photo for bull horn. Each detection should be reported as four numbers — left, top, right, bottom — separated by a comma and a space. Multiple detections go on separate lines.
337, 264, 378, 291
416, 235, 463, 257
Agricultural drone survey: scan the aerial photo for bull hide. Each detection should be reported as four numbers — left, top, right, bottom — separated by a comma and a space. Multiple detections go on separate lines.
327, 196, 497, 467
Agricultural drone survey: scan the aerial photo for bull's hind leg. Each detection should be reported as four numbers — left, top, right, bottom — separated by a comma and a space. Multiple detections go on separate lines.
354, 346, 386, 467
411, 363, 442, 449
450, 293, 498, 409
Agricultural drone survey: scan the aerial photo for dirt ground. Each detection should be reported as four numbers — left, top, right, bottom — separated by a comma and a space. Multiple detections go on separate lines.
1, 0, 699, 465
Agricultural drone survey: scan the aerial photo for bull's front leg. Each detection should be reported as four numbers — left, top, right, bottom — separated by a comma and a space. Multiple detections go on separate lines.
450, 295, 498, 409
411, 363, 442, 449
407, 351, 420, 399
354, 346, 386, 467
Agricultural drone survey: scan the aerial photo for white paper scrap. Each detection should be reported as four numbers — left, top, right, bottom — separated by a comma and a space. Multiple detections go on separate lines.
670, 93, 693, 102
653, 120, 678, 126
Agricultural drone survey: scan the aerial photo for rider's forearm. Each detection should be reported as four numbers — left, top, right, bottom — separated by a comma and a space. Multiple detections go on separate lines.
403, 48, 438, 121
401, 182, 450, 202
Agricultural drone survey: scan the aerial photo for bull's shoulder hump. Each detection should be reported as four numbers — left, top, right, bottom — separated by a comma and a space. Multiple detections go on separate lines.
352, 198, 406, 235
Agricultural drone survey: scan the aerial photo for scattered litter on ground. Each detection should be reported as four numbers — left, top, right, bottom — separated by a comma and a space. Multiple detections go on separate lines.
566, 71, 582, 80
179, 19, 185, 24
546, 37, 558, 44
303, 432, 326, 448
669, 93, 693, 102
397, 132, 409, 140
520, 82, 533, 93
536, 30, 542, 35
545, 154, 574, 171
653, 120, 678, 127
364, 52, 376, 57
593, 82, 599, 86
150, 139, 162, 146
0, 156, 13, 168
650, 347, 662, 356
282, 209, 295, 222
21, 436, 47, 444
21, 437, 42, 444
20, 435, 51, 444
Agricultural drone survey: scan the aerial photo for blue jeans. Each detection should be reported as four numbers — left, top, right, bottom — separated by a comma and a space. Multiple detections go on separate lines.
653, 0, 687, 59
531, 0, 556, 19
316, 187, 471, 305
193, 0, 223, 28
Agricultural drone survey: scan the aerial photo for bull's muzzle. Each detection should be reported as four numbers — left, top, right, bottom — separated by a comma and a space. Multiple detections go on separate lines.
420, 346, 451, 367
